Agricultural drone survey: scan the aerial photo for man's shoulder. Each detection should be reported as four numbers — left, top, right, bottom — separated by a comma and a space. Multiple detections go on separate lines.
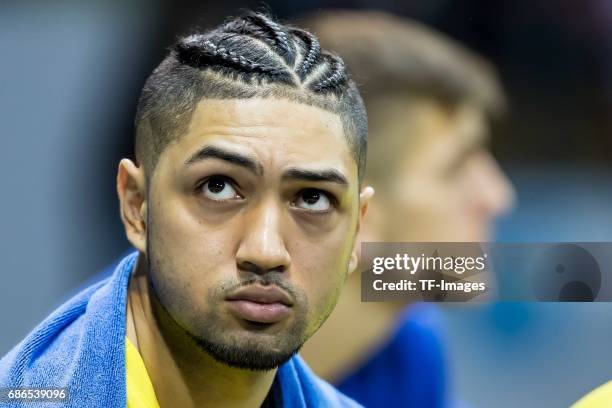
0, 306, 89, 386
0, 274, 110, 382
0, 253, 136, 393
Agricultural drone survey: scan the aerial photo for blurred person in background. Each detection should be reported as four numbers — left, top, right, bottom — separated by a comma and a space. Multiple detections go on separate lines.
299, 10, 515, 408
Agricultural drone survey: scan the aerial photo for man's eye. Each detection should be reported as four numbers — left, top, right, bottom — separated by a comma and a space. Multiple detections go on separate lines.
294, 189, 332, 212
200, 177, 240, 201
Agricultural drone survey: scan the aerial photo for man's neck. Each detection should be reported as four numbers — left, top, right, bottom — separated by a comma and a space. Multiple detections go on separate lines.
126, 255, 277, 408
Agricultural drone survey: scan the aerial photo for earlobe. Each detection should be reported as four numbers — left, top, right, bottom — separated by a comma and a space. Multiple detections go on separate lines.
117, 159, 147, 253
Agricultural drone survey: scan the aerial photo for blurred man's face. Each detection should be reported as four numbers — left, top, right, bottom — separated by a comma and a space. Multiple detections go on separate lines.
141, 98, 366, 370
368, 96, 514, 242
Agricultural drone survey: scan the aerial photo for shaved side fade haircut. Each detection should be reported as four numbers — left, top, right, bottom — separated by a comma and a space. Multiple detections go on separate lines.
134, 11, 367, 182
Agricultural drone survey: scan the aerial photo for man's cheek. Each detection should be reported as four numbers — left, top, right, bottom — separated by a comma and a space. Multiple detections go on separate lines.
302, 274, 344, 337
149, 248, 204, 307
153, 272, 214, 330
301, 257, 346, 306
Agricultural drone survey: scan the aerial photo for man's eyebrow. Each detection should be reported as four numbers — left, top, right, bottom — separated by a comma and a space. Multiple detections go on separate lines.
184, 145, 263, 175
282, 168, 349, 185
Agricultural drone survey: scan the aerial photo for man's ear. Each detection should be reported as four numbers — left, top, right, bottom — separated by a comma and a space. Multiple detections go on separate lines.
117, 158, 147, 253
348, 186, 375, 275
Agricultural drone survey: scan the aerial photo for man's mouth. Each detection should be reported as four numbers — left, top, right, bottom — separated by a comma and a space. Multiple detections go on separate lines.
225, 285, 293, 324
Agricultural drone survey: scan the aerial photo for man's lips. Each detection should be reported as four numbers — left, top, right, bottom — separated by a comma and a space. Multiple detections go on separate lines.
225, 285, 293, 324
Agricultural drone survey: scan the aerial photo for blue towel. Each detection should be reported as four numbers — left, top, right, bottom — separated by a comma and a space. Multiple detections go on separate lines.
0, 252, 361, 407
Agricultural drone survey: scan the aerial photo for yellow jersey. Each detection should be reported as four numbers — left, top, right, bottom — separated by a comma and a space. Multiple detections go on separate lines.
126, 336, 161, 408
571, 381, 612, 408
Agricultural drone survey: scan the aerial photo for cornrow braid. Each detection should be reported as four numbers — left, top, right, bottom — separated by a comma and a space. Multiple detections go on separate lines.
291, 28, 321, 81
224, 12, 296, 67
311, 54, 348, 93
247, 13, 296, 66
175, 34, 294, 85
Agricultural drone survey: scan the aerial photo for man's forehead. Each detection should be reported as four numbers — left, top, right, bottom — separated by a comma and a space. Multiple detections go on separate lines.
160, 97, 357, 182
186, 98, 345, 139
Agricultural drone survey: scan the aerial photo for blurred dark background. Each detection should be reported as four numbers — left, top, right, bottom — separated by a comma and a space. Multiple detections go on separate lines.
2, 1, 612, 407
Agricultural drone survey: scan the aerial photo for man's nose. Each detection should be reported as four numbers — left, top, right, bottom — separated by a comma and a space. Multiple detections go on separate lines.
473, 152, 516, 219
235, 199, 291, 274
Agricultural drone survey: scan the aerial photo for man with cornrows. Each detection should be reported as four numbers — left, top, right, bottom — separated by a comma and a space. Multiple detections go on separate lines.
0, 11, 373, 408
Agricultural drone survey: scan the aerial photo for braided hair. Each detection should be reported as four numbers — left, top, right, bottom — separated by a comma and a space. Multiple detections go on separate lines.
135, 11, 366, 181
173, 11, 349, 94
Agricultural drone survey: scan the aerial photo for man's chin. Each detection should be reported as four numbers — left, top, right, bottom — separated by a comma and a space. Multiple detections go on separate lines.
187, 331, 302, 371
